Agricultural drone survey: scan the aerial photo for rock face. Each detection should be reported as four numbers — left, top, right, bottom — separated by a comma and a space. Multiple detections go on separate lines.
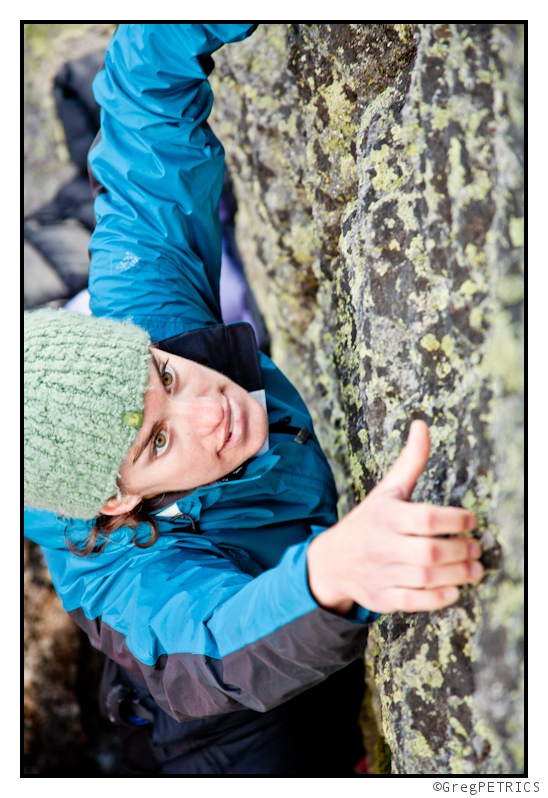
210, 23, 523, 774
24, 539, 118, 775
24, 25, 119, 775
24, 538, 85, 774
24, 23, 116, 215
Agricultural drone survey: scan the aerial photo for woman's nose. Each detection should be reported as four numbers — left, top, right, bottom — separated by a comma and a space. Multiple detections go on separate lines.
173, 396, 225, 436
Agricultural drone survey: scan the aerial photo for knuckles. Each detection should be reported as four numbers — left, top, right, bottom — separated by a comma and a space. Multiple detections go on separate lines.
398, 590, 419, 613
422, 508, 439, 534
416, 565, 434, 587
422, 540, 440, 565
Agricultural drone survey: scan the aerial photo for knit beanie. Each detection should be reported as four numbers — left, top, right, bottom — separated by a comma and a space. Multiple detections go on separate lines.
24, 309, 151, 520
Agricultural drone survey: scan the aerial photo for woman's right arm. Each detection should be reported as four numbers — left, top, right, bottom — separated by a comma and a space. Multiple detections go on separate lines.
25, 423, 480, 724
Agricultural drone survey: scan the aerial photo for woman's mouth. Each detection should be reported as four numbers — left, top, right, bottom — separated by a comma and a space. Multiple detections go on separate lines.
221, 396, 244, 451
226, 409, 234, 442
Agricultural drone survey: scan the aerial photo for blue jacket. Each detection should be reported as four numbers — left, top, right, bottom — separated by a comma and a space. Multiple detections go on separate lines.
24, 24, 375, 722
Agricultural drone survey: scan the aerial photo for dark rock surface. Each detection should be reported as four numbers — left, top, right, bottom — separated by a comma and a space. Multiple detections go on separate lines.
210, 23, 523, 774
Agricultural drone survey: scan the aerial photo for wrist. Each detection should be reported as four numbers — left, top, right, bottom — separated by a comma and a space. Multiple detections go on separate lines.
307, 531, 354, 616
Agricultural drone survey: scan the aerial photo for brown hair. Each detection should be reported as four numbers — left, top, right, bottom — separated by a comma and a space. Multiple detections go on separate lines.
66, 479, 159, 557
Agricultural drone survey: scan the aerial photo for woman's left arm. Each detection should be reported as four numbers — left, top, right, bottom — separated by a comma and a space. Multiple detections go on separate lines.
88, 24, 256, 343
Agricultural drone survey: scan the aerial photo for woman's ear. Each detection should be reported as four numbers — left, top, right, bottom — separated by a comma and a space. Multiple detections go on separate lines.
99, 492, 142, 517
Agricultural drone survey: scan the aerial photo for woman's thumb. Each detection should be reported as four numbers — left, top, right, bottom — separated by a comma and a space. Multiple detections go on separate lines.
372, 419, 431, 501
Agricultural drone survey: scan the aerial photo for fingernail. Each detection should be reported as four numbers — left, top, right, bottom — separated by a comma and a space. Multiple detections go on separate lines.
469, 541, 481, 559
443, 587, 459, 601
470, 562, 484, 580
467, 514, 477, 530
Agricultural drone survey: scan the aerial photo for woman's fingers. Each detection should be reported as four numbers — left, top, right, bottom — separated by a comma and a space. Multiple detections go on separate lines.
388, 560, 484, 590
351, 548, 484, 614
378, 586, 462, 614
394, 532, 481, 567
384, 499, 477, 535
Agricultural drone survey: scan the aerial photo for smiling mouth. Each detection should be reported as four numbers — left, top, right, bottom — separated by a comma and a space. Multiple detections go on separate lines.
225, 407, 234, 443
221, 396, 243, 452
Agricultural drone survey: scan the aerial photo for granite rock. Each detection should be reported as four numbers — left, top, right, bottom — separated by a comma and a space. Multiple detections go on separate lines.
210, 23, 524, 774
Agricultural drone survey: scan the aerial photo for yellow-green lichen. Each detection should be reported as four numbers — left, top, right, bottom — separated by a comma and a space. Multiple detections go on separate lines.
420, 333, 440, 351
508, 216, 524, 247
465, 243, 487, 269
469, 306, 484, 331
394, 23, 413, 44
496, 274, 524, 305
370, 144, 404, 193
449, 715, 469, 739
480, 311, 523, 394
447, 137, 465, 198
408, 730, 436, 759
436, 361, 452, 379
460, 279, 479, 296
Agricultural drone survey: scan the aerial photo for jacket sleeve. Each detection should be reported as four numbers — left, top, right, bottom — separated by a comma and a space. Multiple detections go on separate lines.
54, 537, 373, 722
87, 23, 256, 343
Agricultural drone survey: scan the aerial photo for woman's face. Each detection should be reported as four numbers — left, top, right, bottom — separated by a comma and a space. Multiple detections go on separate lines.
108, 349, 268, 510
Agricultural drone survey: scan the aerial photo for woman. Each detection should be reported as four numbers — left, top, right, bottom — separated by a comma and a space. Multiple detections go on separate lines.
24, 24, 483, 775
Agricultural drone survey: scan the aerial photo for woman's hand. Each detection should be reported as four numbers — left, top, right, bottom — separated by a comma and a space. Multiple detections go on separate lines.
307, 420, 483, 615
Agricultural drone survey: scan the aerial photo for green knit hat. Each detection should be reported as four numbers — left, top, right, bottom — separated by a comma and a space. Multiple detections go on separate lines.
24, 309, 151, 520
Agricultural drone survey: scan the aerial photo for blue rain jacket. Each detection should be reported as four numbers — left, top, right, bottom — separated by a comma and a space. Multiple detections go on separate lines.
24, 24, 375, 722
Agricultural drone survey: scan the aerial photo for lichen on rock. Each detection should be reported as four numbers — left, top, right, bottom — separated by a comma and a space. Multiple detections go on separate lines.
211, 23, 523, 774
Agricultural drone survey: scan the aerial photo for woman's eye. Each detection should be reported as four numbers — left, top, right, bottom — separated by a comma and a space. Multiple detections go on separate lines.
154, 430, 167, 454
162, 364, 174, 389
